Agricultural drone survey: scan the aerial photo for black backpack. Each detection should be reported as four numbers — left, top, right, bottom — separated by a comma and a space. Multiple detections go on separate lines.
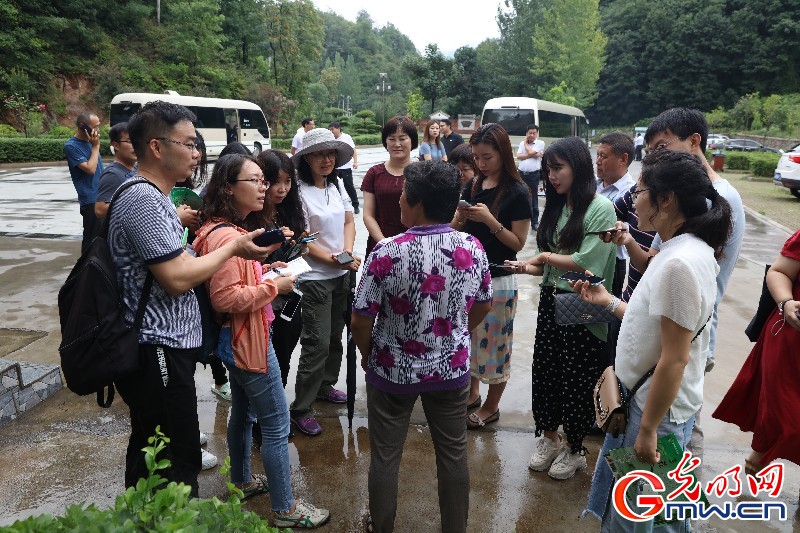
58, 179, 157, 408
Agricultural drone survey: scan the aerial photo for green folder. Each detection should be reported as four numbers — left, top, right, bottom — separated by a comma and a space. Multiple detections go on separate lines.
170, 187, 203, 210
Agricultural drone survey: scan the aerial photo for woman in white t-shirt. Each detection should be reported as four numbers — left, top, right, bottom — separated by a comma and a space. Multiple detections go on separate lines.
573, 149, 732, 532
290, 128, 361, 437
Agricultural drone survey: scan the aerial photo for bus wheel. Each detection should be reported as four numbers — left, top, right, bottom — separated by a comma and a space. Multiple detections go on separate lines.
252, 143, 262, 155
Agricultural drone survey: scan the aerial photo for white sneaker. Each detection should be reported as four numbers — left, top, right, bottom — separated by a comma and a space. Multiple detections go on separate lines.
272, 499, 330, 528
547, 448, 587, 480
199, 432, 208, 446
529, 435, 562, 471
201, 448, 218, 470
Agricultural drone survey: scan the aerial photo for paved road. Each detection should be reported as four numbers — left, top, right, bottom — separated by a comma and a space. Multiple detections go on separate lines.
0, 150, 797, 531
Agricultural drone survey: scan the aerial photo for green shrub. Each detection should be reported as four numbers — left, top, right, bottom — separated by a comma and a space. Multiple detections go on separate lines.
749, 153, 781, 177
352, 134, 382, 145
0, 124, 21, 137
0, 427, 282, 532
724, 152, 750, 170
0, 138, 111, 163
42, 125, 74, 138
270, 138, 292, 150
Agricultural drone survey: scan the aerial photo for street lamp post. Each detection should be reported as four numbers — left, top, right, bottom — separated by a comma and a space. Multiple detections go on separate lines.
375, 73, 391, 126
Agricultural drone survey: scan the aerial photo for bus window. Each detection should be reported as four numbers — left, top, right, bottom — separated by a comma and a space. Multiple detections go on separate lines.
224, 109, 239, 143
187, 106, 225, 129
538, 110, 573, 138
482, 108, 535, 136
110, 103, 141, 126
239, 108, 270, 139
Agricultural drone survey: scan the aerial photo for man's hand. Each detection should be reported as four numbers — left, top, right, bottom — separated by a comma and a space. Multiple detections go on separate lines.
177, 205, 200, 230
234, 229, 282, 260
89, 128, 100, 148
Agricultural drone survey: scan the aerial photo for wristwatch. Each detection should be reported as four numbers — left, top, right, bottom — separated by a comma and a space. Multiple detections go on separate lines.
778, 298, 793, 314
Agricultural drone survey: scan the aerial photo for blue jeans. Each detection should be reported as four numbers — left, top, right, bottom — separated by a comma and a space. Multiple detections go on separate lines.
225, 342, 293, 513
588, 398, 696, 533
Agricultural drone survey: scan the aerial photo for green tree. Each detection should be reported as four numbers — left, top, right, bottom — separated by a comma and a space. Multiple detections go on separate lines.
530, 0, 607, 108
220, 0, 266, 65
404, 44, 453, 114
730, 93, 760, 131
758, 94, 788, 134
495, 0, 551, 96
164, 0, 224, 70
448, 46, 493, 116
318, 67, 341, 106
406, 90, 424, 121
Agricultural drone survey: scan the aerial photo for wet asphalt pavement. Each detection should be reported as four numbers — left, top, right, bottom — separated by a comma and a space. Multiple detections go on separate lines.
0, 149, 798, 532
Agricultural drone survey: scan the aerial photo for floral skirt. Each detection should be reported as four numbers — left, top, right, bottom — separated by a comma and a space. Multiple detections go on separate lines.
470, 275, 517, 384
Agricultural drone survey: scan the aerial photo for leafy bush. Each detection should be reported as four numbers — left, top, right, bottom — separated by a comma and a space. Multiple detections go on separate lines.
0, 124, 21, 137
270, 138, 292, 150
748, 153, 781, 177
352, 134, 382, 145
42, 126, 74, 138
0, 427, 283, 532
0, 138, 111, 162
723, 152, 750, 170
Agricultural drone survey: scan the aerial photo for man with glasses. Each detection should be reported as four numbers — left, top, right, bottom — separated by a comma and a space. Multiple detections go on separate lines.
94, 122, 137, 219
107, 100, 275, 496
64, 110, 104, 252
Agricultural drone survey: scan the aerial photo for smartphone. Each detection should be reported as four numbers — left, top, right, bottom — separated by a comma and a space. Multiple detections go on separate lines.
457, 200, 473, 209
559, 271, 605, 286
586, 228, 621, 236
336, 251, 355, 265
280, 288, 303, 321
79, 123, 93, 135
299, 234, 319, 244
252, 228, 286, 247
489, 263, 517, 269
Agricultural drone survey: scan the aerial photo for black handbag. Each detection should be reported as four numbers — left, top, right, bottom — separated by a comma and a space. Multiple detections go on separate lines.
554, 291, 615, 325
744, 264, 775, 342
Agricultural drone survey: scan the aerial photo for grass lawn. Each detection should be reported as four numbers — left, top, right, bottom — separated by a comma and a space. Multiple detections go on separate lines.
722, 171, 800, 232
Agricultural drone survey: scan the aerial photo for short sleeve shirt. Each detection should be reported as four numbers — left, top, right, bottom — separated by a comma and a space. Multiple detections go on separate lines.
96, 162, 135, 204
441, 132, 464, 156
298, 178, 353, 281
361, 163, 406, 256
335, 132, 356, 170
108, 179, 201, 349
291, 128, 304, 152
462, 179, 531, 278
419, 141, 446, 161
517, 140, 545, 173
354, 224, 492, 394
64, 137, 103, 206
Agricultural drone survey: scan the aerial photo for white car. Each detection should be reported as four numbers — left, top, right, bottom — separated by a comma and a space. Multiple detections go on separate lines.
774, 143, 800, 199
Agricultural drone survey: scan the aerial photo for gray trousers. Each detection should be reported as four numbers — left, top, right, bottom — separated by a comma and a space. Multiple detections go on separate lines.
367, 383, 469, 533
290, 274, 349, 417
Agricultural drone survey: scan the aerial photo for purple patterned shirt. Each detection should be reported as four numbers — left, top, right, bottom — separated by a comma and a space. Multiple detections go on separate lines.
354, 224, 492, 394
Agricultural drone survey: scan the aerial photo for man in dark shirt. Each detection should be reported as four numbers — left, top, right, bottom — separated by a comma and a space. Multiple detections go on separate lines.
95, 122, 137, 219
64, 111, 103, 252
439, 119, 464, 157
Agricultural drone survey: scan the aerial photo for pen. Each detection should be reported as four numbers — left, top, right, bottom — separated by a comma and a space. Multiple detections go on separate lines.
181, 227, 189, 247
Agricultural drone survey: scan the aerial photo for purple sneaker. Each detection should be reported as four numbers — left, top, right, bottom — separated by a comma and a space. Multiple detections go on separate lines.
316, 388, 347, 404
291, 417, 322, 436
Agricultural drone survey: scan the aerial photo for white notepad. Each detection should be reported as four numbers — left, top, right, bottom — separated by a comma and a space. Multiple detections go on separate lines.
261, 256, 312, 281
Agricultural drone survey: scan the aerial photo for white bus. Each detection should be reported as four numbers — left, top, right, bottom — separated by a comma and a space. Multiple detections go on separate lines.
480, 97, 589, 148
110, 91, 271, 159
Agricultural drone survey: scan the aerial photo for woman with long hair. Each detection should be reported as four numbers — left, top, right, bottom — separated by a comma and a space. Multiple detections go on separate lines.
419, 120, 447, 162
290, 128, 361, 436
573, 149, 731, 531
451, 123, 531, 429
361, 116, 418, 257
511, 136, 617, 480
193, 153, 329, 528
256, 149, 307, 387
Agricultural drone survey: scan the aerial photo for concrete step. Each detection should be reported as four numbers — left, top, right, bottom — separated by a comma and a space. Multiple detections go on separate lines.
0, 358, 63, 427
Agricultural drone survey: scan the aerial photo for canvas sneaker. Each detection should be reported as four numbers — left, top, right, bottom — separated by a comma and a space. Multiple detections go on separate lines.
201, 448, 218, 470
547, 448, 587, 480
528, 435, 562, 471
272, 499, 330, 528
199, 432, 208, 446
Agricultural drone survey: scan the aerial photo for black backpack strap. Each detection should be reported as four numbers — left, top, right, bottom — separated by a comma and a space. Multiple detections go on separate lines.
101, 177, 161, 238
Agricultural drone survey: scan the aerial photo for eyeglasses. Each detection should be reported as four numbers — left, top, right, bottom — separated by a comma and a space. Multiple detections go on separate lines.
645, 137, 680, 155
309, 151, 337, 161
117, 139, 133, 144
236, 178, 269, 189
156, 137, 199, 153
631, 186, 650, 202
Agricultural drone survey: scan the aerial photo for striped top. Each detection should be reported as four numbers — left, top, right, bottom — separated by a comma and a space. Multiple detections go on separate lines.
613, 185, 656, 302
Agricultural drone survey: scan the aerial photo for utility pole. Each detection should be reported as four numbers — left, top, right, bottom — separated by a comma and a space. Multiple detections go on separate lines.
156, 0, 160, 24
375, 73, 391, 127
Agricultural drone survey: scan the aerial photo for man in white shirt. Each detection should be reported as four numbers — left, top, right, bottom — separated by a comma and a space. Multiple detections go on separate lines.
633, 133, 644, 161
328, 121, 360, 214
517, 124, 545, 230
290, 117, 315, 155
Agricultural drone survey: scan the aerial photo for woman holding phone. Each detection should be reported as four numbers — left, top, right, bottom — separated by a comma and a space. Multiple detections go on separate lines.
511, 136, 616, 480
291, 128, 360, 436
194, 153, 329, 528
451, 123, 531, 429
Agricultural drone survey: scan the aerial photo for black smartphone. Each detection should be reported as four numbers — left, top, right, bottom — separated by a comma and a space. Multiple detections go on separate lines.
252, 228, 285, 247
79, 123, 93, 135
280, 288, 303, 321
586, 228, 621, 236
489, 263, 517, 269
559, 271, 605, 286
336, 251, 355, 265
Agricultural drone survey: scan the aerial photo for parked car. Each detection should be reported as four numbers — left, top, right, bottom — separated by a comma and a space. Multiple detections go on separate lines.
774, 143, 800, 199
707, 136, 726, 150
725, 139, 781, 153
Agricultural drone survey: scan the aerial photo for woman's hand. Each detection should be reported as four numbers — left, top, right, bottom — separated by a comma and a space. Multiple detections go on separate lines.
280, 226, 294, 239
506, 256, 543, 276
634, 427, 661, 464
568, 270, 613, 307
177, 204, 200, 230
784, 300, 800, 331
274, 274, 297, 295
464, 203, 497, 226
604, 221, 633, 246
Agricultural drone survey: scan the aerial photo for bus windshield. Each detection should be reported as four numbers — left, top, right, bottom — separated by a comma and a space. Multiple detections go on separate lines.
482, 108, 535, 136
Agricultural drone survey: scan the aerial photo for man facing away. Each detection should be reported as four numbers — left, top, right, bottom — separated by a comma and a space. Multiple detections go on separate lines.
291, 117, 315, 156
328, 121, 360, 214
107, 100, 275, 496
64, 110, 104, 252
94, 122, 137, 219
633, 133, 644, 161
516, 124, 544, 230
439, 118, 464, 157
